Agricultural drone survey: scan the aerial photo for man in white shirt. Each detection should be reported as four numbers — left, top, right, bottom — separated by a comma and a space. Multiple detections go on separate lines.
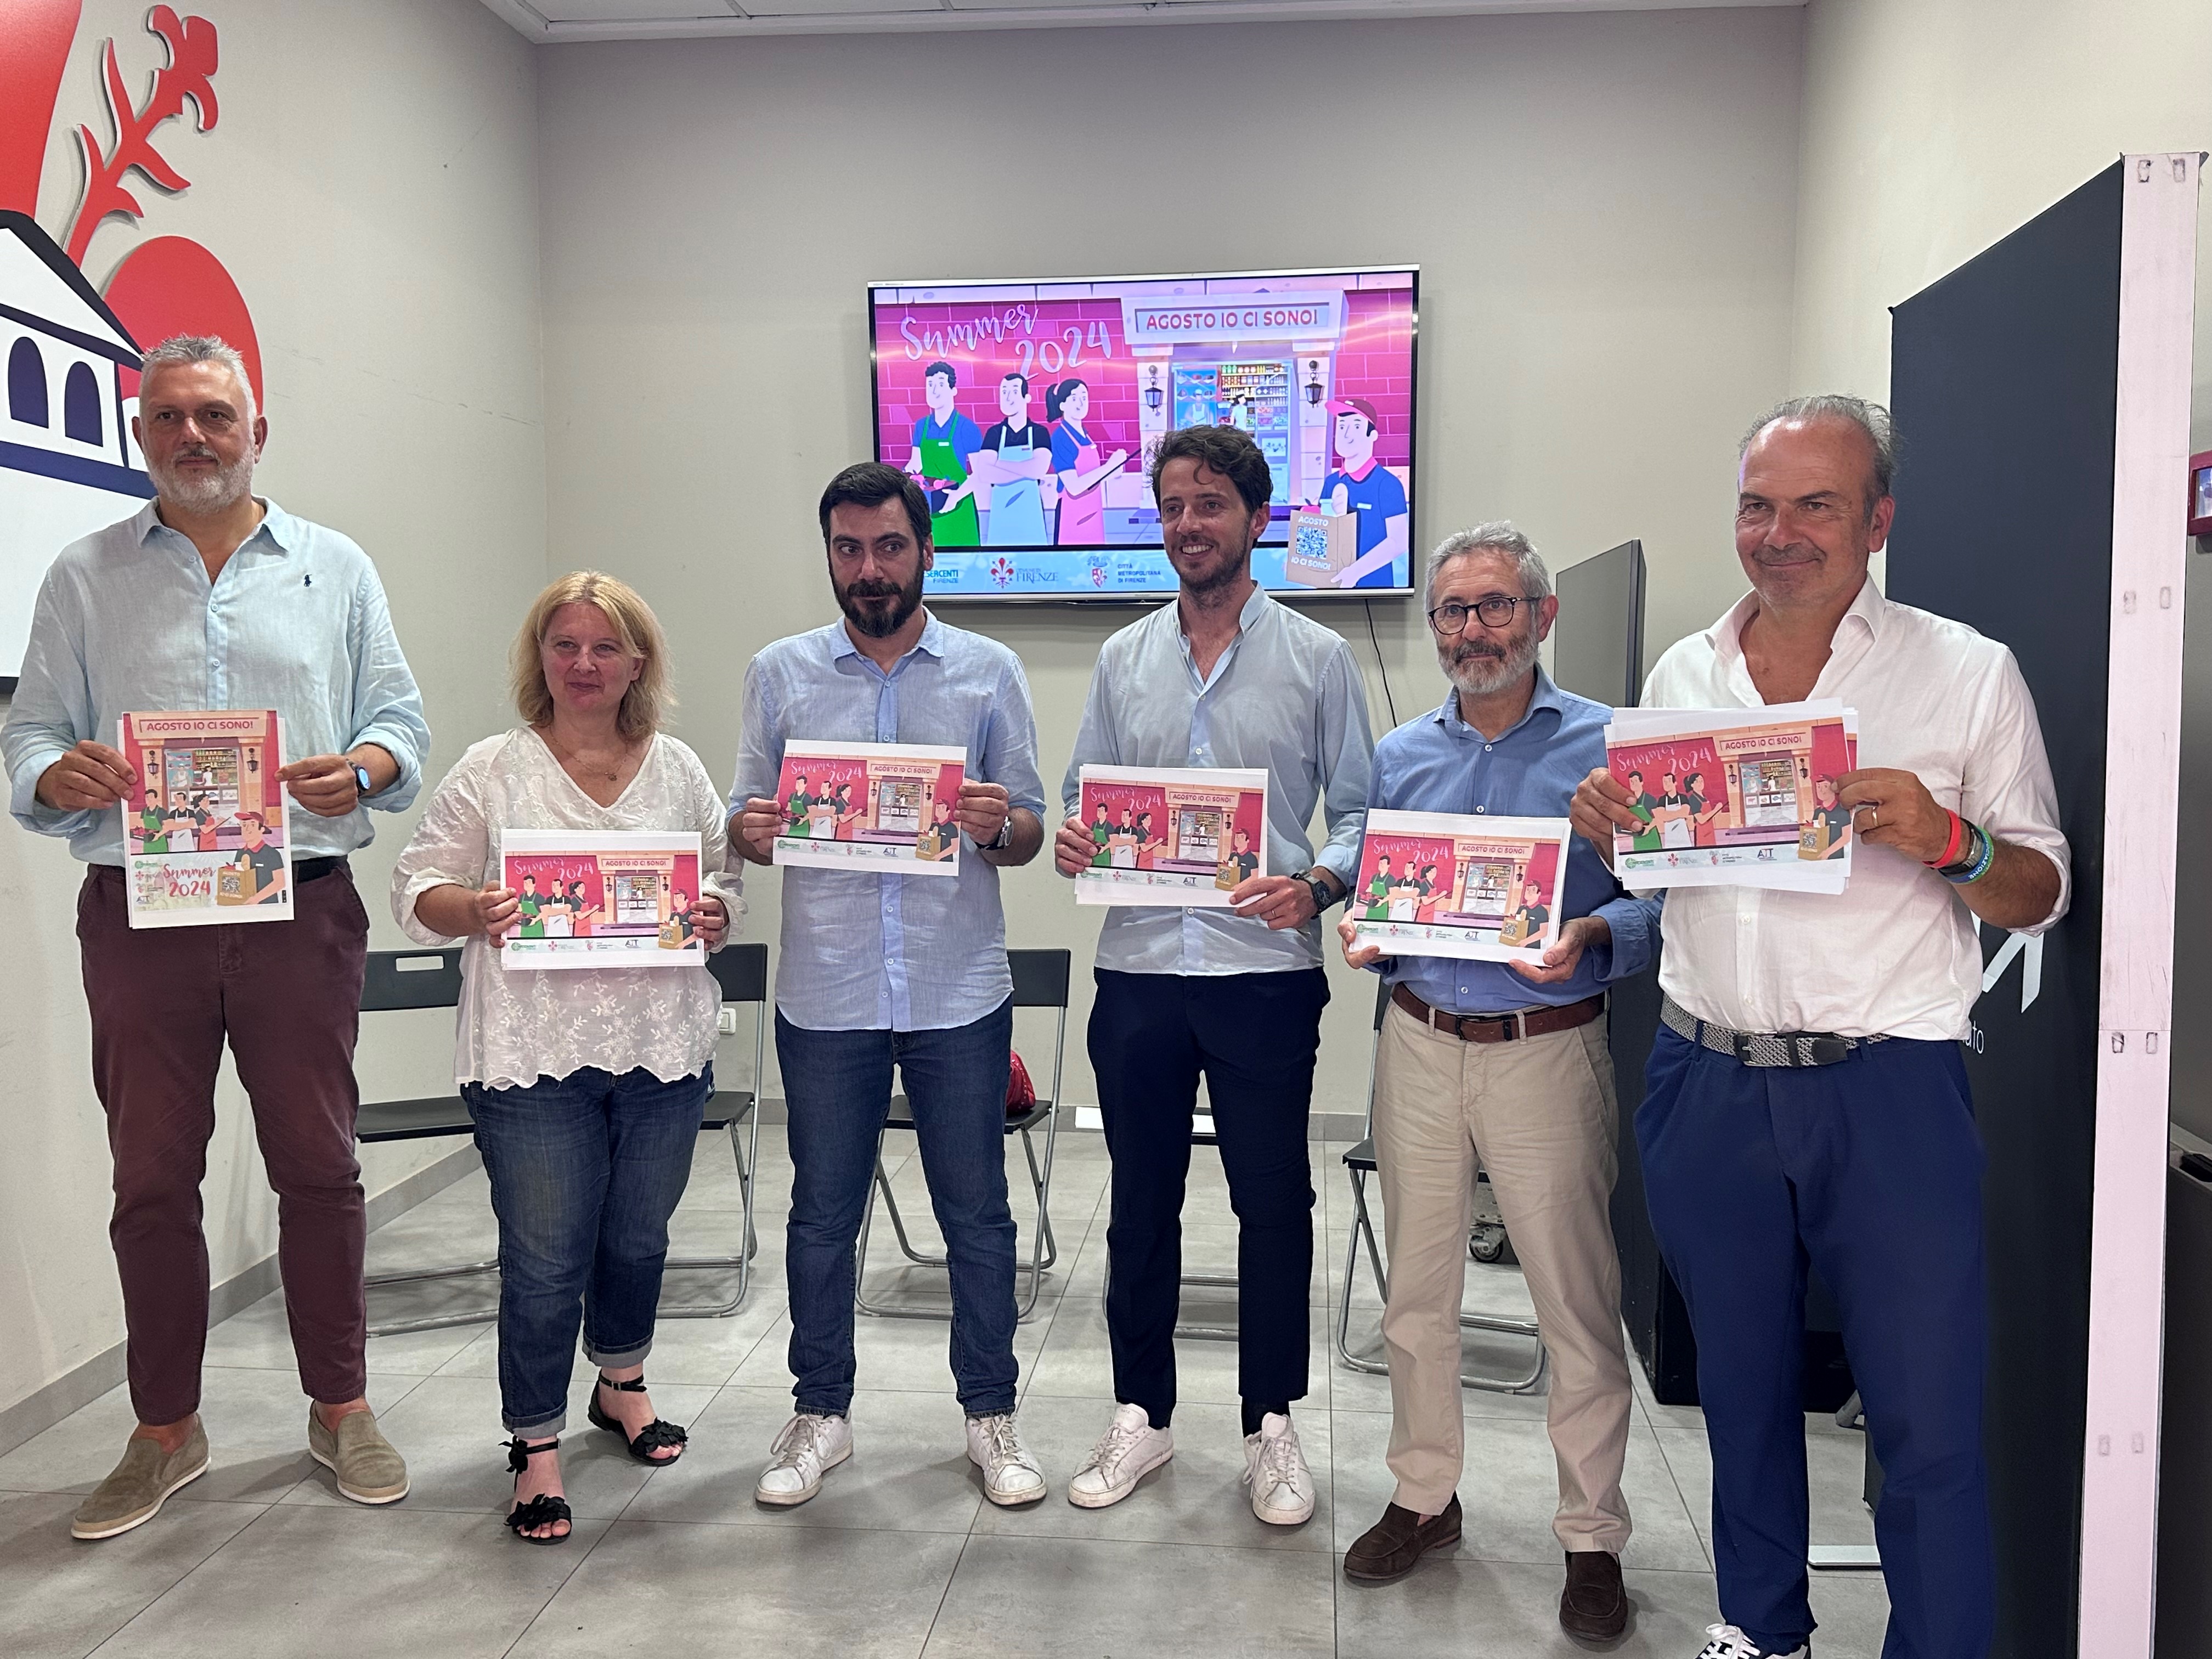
1572, 396, 2068, 1659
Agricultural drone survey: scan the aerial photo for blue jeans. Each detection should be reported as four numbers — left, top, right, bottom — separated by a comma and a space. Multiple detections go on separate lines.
1639, 1026, 1991, 1659
776, 1001, 1018, 1418
466, 1064, 711, 1435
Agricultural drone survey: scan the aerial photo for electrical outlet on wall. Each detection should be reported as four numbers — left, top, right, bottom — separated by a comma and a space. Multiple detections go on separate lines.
716, 1007, 737, 1036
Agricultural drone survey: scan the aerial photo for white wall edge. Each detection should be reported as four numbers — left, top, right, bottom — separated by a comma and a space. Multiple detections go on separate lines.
2078, 150, 2202, 1659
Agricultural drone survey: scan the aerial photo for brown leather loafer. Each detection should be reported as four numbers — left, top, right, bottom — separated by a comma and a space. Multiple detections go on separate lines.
1559, 1549, 1628, 1642
1342, 1495, 1462, 1583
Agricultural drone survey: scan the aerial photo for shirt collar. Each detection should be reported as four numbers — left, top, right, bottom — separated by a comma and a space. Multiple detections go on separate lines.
1338, 455, 1379, 483
1708, 573, 1884, 668
134, 496, 292, 555
830, 606, 946, 667
1430, 665, 1567, 743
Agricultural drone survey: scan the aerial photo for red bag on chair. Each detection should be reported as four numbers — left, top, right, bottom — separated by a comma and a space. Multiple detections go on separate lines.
1006, 1051, 1036, 1118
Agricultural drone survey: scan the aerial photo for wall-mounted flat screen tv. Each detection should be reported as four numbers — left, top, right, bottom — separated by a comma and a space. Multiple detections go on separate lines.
868, 267, 1418, 600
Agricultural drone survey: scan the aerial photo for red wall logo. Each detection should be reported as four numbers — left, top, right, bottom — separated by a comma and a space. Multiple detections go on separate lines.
0, 0, 257, 674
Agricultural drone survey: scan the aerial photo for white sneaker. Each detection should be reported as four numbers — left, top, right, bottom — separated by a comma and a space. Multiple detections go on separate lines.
1242, 1412, 1316, 1525
1066, 1402, 1174, 1509
753, 1412, 852, 1506
965, 1412, 1047, 1506
1695, 1624, 1809, 1659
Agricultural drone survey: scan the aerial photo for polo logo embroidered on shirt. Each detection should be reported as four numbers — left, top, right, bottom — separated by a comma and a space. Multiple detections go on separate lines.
303, 574, 311, 586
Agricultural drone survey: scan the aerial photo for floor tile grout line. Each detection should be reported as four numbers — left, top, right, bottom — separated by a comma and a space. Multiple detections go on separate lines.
79, 1492, 293, 1659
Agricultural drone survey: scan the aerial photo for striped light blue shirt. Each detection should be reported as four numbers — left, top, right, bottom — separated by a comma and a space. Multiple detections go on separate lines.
2, 500, 430, 862
1060, 585, 1376, 975
730, 612, 1046, 1033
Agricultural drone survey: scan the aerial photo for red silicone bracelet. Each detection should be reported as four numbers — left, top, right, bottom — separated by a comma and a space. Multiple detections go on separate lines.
1926, 809, 1963, 869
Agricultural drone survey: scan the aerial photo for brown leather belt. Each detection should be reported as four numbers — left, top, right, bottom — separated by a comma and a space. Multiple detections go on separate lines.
1390, 982, 1605, 1044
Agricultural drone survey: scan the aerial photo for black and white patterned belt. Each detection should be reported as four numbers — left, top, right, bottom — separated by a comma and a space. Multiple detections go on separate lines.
1660, 996, 1888, 1069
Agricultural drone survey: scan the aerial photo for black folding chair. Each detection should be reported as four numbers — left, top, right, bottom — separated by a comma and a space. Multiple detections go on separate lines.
853, 948, 1069, 1324
356, 943, 768, 1336
1334, 979, 1548, 1394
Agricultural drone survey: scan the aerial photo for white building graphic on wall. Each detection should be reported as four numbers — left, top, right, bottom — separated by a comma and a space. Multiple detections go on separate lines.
0, 208, 150, 681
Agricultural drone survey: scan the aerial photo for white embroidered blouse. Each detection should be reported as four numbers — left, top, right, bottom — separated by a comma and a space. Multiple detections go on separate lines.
391, 727, 746, 1090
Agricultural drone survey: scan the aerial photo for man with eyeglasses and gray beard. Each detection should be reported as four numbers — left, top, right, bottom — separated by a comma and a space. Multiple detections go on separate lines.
1, 334, 429, 1539
1334, 524, 1657, 1641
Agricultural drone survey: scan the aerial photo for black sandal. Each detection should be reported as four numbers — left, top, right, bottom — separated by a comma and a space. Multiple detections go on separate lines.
504, 1437, 572, 1544
589, 1373, 689, 1465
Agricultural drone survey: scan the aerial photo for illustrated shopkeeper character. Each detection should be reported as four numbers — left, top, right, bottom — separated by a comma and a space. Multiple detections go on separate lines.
235, 811, 285, 904
973, 373, 1053, 546
1319, 397, 1409, 589
905, 361, 983, 549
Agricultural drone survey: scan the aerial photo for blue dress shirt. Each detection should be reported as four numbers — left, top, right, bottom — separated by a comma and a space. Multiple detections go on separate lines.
3, 500, 430, 862
730, 611, 1046, 1033
1061, 585, 1375, 976
1369, 670, 1657, 1013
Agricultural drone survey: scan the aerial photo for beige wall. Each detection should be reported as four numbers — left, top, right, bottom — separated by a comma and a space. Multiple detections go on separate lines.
0, 0, 545, 1418
1787, 0, 2212, 1136
535, 5, 1804, 1119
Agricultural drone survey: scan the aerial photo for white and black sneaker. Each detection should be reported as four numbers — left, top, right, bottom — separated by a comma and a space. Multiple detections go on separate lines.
1695, 1624, 1809, 1659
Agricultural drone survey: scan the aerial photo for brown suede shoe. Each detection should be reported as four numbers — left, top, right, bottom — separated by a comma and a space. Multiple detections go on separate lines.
1342, 1496, 1462, 1583
1560, 1549, 1628, 1642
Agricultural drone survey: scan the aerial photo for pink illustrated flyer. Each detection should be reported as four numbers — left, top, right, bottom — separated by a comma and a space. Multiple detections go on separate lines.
499, 831, 707, 970
771, 741, 967, 876
1350, 810, 1571, 963
1073, 765, 1269, 908
117, 710, 292, 928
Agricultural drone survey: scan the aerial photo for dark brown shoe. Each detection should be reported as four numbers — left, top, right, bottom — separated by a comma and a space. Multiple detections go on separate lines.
1342, 1496, 1462, 1583
1559, 1549, 1628, 1642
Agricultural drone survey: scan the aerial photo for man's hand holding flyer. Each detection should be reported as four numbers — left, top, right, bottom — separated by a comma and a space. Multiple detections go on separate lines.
1072, 765, 1269, 908
1602, 699, 1858, 893
1349, 810, 1572, 963
117, 710, 294, 928
770, 741, 967, 876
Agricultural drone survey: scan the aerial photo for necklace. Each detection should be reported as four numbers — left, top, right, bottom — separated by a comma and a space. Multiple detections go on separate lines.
540, 727, 633, 785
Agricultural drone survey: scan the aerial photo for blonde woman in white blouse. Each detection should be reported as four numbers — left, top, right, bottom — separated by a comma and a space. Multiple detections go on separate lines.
391, 572, 742, 1545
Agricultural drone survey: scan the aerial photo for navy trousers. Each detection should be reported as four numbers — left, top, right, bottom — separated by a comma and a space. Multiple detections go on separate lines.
1088, 967, 1327, 1429
1639, 1025, 1992, 1659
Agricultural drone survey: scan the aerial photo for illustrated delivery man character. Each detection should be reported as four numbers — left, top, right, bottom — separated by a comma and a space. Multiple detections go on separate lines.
1318, 396, 1409, 590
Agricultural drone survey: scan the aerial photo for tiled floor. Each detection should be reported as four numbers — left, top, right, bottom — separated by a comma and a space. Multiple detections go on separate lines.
0, 1130, 1891, 1657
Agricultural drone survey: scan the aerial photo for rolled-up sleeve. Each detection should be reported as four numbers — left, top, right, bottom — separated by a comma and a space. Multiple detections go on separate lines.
346, 565, 430, 813
727, 659, 783, 819
1968, 648, 2070, 935
2, 566, 98, 839
1589, 890, 1662, 981
983, 659, 1047, 818
1060, 650, 1119, 821
1310, 642, 1376, 885
390, 753, 490, 946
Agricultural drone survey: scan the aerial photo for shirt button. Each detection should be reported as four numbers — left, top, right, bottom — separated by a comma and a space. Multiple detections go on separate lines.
1475, 805, 1486, 814
1484, 744, 1493, 752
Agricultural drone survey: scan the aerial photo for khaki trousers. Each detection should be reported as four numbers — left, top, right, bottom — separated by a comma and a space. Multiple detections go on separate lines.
1370, 998, 1634, 1551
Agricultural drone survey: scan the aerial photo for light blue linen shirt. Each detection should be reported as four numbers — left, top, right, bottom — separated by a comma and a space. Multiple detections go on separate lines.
730, 611, 1046, 1033
1060, 585, 1375, 975
1366, 671, 1658, 1014
2, 500, 430, 862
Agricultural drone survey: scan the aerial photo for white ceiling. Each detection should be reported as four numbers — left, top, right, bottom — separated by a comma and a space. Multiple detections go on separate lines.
482, 0, 1794, 42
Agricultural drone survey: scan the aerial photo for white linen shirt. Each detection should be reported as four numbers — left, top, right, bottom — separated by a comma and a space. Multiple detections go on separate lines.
391, 729, 746, 1090
1645, 577, 2069, 1042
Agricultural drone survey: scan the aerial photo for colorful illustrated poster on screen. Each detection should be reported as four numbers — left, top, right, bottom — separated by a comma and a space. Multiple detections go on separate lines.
117, 709, 292, 928
771, 741, 967, 876
870, 268, 1417, 599
1350, 809, 1568, 963
1073, 765, 1269, 907
499, 831, 707, 969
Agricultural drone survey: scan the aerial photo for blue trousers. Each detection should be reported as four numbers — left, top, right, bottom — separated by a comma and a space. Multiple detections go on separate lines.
1088, 967, 1325, 1429
1639, 1025, 1992, 1658
776, 1001, 1019, 1418
467, 1064, 712, 1435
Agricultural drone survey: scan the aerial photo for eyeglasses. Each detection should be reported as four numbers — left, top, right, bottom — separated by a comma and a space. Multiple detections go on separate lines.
1426, 595, 1534, 635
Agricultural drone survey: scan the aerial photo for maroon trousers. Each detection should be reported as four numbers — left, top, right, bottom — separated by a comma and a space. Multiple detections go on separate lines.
77, 862, 371, 1425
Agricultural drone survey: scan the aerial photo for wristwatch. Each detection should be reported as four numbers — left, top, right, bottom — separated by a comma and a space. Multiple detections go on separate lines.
351, 762, 374, 801
1297, 870, 1335, 915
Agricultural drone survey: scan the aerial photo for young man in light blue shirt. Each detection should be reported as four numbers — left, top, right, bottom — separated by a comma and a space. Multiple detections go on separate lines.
1052, 425, 1375, 1528
729, 462, 1049, 1510
1336, 523, 1656, 1640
